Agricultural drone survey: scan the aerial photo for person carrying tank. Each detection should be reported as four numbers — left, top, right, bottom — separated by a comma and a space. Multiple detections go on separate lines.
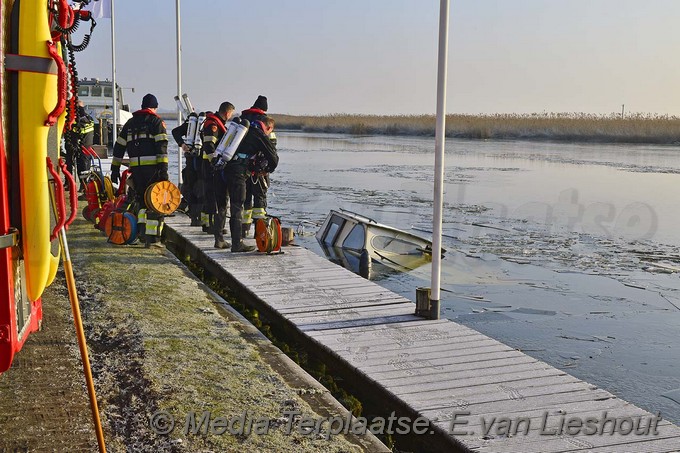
221, 116, 278, 252
198, 102, 235, 248
110, 93, 169, 248
240, 95, 276, 238
172, 116, 202, 226
64, 100, 95, 193
200, 102, 235, 240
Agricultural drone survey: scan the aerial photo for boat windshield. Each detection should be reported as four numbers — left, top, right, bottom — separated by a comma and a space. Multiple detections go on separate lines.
342, 224, 365, 251
78, 85, 89, 96
371, 236, 424, 255
321, 214, 346, 246
104, 86, 113, 98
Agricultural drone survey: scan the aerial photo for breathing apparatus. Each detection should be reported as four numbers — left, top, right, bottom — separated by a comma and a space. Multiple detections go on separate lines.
174, 93, 205, 154
213, 117, 250, 170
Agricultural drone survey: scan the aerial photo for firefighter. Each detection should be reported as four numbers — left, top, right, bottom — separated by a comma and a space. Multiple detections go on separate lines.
64, 100, 95, 192
221, 116, 278, 252
199, 101, 235, 248
172, 118, 201, 226
110, 93, 168, 248
240, 95, 275, 238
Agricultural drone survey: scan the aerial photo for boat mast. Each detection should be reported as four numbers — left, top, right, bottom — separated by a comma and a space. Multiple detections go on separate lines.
430, 0, 450, 320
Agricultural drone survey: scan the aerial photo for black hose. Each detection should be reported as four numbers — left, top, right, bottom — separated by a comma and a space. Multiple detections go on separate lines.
68, 18, 96, 52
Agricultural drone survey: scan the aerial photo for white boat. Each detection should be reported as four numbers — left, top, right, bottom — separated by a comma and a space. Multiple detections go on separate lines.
316, 209, 442, 274
77, 77, 133, 128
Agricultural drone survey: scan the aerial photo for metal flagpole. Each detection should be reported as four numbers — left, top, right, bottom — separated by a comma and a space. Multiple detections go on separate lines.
111, 0, 117, 148
430, 0, 450, 319
176, 0, 182, 186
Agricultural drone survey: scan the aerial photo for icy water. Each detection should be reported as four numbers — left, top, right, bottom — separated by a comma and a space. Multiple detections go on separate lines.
237, 131, 680, 425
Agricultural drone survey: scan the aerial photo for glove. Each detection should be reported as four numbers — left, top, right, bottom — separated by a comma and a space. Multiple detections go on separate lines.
110, 168, 120, 184
158, 166, 169, 181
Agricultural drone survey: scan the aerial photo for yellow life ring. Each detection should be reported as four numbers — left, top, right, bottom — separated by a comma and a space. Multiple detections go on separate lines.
17, 0, 62, 301
144, 180, 181, 215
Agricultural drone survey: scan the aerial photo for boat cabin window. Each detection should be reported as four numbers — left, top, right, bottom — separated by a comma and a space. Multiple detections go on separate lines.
371, 236, 421, 255
78, 86, 89, 97
322, 214, 346, 246
91, 85, 103, 97
342, 224, 365, 251
103, 86, 113, 98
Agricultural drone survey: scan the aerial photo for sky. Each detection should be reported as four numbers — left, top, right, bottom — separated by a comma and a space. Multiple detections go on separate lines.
74, 0, 680, 116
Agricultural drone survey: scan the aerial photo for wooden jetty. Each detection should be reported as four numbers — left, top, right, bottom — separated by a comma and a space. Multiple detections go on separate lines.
165, 215, 680, 453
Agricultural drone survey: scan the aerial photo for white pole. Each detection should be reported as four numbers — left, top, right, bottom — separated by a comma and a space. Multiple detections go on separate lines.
111, 0, 117, 147
430, 0, 450, 319
176, 0, 182, 186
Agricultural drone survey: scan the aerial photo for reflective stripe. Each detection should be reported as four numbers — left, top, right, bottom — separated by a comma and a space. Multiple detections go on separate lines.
252, 208, 266, 219
154, 133, 168, 142
201, 212, 209, 227
112, 157, 123, 166
269, 131, 276, 140
129, 156, 160, 167
79, 123, 95, 134
146, 219, 159, 235
116, 136, 127, 146
156, 155, 169, 164
243, 209, 252, 223
203, 152, 215, 161
205, 136, 218, 144
138, 209, 147, 224
235, 153, 249, 159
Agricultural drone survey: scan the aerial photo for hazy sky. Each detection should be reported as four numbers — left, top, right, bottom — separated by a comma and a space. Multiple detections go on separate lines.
75, 0, 680, 116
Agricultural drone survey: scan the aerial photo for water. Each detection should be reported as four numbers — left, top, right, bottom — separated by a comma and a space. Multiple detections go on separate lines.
264, 131, 680, 424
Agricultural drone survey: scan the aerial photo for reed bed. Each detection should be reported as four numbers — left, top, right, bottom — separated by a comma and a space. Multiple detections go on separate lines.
272, 113, 680, 144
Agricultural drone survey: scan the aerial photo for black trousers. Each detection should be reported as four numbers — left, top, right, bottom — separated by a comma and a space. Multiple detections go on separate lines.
224, 165, 247, 246
213, 169, 230, 242
181, 154, 202, 220
200, 159, 216, 216
244, 174, 269, 220
64, 131, 92, 180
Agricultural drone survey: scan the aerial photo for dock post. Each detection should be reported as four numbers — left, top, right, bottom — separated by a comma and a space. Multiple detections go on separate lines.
416, 287, 440, 320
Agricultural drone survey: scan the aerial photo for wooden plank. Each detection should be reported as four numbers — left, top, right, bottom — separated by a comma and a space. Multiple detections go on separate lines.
327, 340, 513, 366
298, 314, 422, 332
373, 355, 539, 383
400, 377, 590, 409
306, 318, 459, 338
313, 330, 498, 354
395, 370, 578, 400
421, 388, 616, 421
277, 298, 411, 314
386, 368, 567, 397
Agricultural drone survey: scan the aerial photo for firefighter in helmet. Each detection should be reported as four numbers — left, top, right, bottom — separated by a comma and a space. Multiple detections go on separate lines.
240, 95, 276, 238
221, 115, 278, 253
64, 100, 95, 192
200, 101, 235, 248
110, 93, 168, 247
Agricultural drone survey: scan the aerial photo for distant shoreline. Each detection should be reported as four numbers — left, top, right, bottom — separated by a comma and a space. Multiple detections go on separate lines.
273, 113, 680, 145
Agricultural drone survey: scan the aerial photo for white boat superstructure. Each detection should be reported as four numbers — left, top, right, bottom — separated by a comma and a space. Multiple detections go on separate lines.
77, 78, 133, 126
